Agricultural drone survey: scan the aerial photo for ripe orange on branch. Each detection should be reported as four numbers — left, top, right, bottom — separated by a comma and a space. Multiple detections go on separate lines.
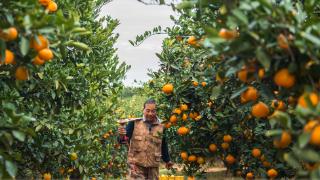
15, 66, 29, 80
0, 27, 18, 41
251, 102, 270, 118
219, 28, 238, 40
274, 68, 295, 88
162, 83, 174, 94
0, 49, 15, 65
30, 35, 49, 51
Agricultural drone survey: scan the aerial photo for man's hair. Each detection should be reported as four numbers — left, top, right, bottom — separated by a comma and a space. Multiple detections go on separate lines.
143, 99, 156, 109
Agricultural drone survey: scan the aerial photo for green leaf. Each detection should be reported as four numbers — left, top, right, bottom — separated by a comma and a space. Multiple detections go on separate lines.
299, 149, 320, 162
0, 40, 6, 62
20, 37, 29, 56
176, 1, 195, 9
265, 129, 282, 137
5, 161, 17, 178
301, 32, 320, 46
269, 111, 292, 129
232, 9, 248, 25
12, 131, 26, 142
298, 133, 310, 148
35, 125, 43, 132
55, 80, 59, 90
256, 47, 270, 70
210, 85, 221, 100
283, 153, 301, 169
65, 41, 90, 51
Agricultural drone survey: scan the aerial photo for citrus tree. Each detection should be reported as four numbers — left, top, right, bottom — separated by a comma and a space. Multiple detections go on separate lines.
1, 0, 129, 179
135, 0, 320, 179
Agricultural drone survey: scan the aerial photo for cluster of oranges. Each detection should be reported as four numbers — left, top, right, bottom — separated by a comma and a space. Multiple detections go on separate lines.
38, 0, 58, 12
30, 35, 54, 66
103, 130, 114, 139
0, 27, 30, 80
0, 29, 54, 80
0, 0, 58, 81
180, 151, 205, 165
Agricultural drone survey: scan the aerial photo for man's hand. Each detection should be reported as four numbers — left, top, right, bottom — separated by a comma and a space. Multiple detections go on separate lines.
165, 161, 174, 170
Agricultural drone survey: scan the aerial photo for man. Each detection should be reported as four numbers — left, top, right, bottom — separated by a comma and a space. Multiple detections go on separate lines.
118, 99, 173, 180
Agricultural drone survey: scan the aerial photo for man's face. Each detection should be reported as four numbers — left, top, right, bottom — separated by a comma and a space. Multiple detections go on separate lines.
143, 103, 157, 122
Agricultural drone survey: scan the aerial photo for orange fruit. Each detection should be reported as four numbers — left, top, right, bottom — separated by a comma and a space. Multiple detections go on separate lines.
32, 56, 45, 65
187, 176, 195, 180
258, 68, 265, 79
38, 48, 54, 61
223, 135, 232, 143
267, 169, 278, 178
209, 144, 217, 153
15, 66, 29, 81
1, 49, 15, 65
225, 154, 236, 164
252, 148, 261, 158
177, 126, 189, 135
67, 168, 74, 173
194, 115, 202, 121
241, 86, 258, 103
39, 0, 51, 6
271, 100, 286, 111
180, 151, 188, 160
274, 68, 295, 88
304, 162, 320, 171
263, 161, 271, 167
165, 122, 171, 129
70, 152, 78, 161
187, 36, 197, 46
192, 81, 198, 87
221, 142, 229, 150
201, 81, 207, 87
193, 112, 199, 118
251, 102, 270, 118
180, 104, 188, 111
173, 108, 182, 115
182, 113, 188, 121
246, 172, 254, 179
237, 69, 248, 83
30, 35, 49, 51
43, 173, 51, 180
277, 34, 289, 49
162, 83, 174, 94
304, 120, 318, 132
274, 131, 291, 149
46, 1, 58, 12
219, 28, 237, 40
298, 92, 319, 108
169, 115, 177, 123
189, 112, 195, 119
237, 66, 256, 83
197, 157, 205, 164
91, 178, 96, 180
103, 133, 110, 139
58, 168, 64, 175
188, 155, 197, 162
1, 27, 18, 41
310, 125, 320, 146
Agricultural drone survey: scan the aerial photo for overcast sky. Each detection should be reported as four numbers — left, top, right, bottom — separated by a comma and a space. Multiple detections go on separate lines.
100, 0, 177, 86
